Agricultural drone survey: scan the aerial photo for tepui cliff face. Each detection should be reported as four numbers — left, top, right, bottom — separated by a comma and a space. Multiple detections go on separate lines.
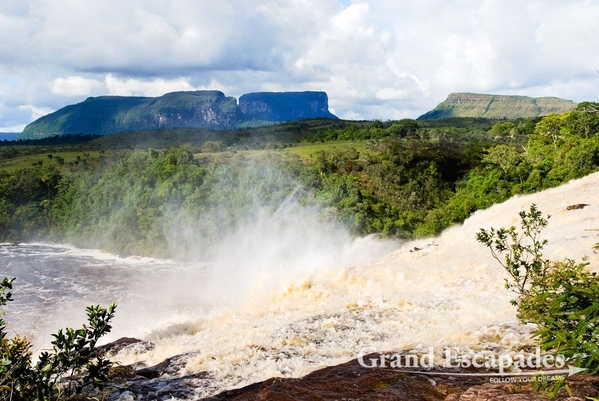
417, 93, 577, 120
239, 91, 337, 122
19, 90, 337, 139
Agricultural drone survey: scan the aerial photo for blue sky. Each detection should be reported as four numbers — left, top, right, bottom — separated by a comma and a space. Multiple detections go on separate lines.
0, 0, 598, 131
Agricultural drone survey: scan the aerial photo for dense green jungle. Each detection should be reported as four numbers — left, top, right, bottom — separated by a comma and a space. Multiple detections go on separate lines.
1, 102, 599, 259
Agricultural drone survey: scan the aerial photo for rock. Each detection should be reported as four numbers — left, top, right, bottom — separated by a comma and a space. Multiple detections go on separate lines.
19, 90, 338, 139
418, 93, 576, 120
104, 351, 211, 400
410, 244, 437, 252
446, 375, 599, 400
96, 337, 154, 357
105, 372, 211, 401
239, 91, 338, 122
99, 349, 599, 400
565, 204, 590, 211
203, 354, 599, 401
135, 354, 191, 379
109, 365, 138, 382
203, 353, 487, 401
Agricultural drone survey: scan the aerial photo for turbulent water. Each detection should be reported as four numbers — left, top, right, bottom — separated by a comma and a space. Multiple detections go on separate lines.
1, 172, 598, 399
0, 244, 214, 350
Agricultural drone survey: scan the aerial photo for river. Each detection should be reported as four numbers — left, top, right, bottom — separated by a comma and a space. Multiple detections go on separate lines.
1, 172, 598, 399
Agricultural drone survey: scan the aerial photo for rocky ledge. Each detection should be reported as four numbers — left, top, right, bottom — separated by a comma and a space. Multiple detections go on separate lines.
97, 338, 599, 401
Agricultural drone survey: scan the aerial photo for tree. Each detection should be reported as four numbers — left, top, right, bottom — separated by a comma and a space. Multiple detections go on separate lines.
489, 121, 516, 137
482, 144, 521, 175
565, 102, 599, 138
534, 113, 567, 143
387, 119, 420, 138
201, 141, 225, 153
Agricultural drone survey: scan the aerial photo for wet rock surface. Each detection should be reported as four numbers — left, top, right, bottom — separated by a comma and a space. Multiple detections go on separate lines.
104, 343, 212, 400
205, 362, 599, 401
446, 375, 599, 401
204, 355, 488, 401
565, 203, 590, 211
97, 337, 154, 357
108, 372, 211, 401
101, 339, 599, 400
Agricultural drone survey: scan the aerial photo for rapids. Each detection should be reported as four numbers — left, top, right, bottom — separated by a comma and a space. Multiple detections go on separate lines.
1, 172, 598, 398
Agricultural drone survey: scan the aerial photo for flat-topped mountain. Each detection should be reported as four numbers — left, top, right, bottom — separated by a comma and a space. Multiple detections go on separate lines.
240, 92, 337, 121
19, 90, 337, 139
418, 93, 577, 120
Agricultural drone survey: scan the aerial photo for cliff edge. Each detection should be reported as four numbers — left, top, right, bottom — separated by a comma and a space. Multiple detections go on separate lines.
19, 90, 337, 139
417, 93, 577, 120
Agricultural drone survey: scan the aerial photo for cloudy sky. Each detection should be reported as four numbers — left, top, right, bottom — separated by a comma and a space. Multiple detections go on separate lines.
0, 0, 598, 132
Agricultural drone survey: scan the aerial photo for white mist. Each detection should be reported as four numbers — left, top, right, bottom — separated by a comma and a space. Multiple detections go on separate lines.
112, 172, 599, 398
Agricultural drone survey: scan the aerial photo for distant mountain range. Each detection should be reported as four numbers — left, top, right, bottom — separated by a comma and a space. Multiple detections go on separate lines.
17, 91, 579, 140
19, 91, 337, 140
0, 132, 20, 141
418, 93, 577, 120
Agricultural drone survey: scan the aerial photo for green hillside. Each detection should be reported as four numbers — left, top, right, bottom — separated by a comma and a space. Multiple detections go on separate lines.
18, 90, 337, 140
19, 91, 243, 139
418, 93, 577, 120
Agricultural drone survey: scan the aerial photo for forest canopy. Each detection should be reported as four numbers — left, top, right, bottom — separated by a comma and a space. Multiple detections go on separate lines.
1, 103, 598, 258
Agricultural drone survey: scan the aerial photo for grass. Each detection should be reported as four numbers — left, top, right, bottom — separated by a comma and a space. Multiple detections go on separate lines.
0, 150, 129, 173
283, 141, 366, 159
0, 116, 506, 172
188, 141, 368, 165
79, 118, 351, 150
0, 139, 371, 172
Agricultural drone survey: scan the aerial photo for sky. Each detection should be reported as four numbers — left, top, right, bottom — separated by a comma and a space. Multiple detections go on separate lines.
0, 0, 598, 132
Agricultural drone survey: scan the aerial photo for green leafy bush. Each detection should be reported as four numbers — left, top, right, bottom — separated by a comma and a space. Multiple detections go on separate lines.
0, 277, 116, 400
475, 204, 550, 302
477, 205, 599, 395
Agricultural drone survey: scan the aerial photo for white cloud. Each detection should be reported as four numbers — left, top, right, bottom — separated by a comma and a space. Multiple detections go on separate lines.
375, 88, 407, 101
50, 76, 103, 97
1, 0, 598, 129
18, 104, 53, 121
0, 124, 26, 132
104, 74, 195, 97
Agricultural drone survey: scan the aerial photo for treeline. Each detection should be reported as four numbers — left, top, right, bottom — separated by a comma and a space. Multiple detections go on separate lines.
0, 134, 102, 147
0, 168, 62, 240
305, 116, 538, 143
51, 149, 302, 257
0, 139, 480, 254
1, 104, 598, 257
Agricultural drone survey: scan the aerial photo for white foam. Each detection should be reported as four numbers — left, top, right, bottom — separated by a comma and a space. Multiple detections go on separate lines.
112, 172, 599, 398
11, 242, 177, 266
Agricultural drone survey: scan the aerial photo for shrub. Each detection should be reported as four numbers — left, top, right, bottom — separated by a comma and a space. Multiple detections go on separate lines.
476, 204, 550, 303
0, 277, 116, 400
477, 205, 599, 396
